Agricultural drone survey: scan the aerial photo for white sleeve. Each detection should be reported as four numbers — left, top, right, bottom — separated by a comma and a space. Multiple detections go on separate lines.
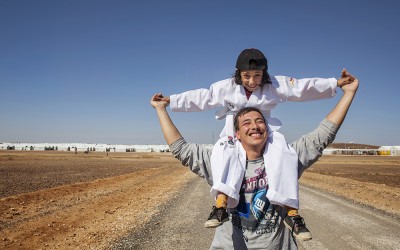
274, 76, 338, 102
169, 79, 229, 112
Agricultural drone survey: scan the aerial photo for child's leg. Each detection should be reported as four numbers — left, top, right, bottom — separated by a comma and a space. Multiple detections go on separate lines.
286, 206, 298, 216
204, 192, 229, 228
216, 192, 228, 208
204, 137, 239, 229
283, 206, 312, 241
210, 143, 242, 209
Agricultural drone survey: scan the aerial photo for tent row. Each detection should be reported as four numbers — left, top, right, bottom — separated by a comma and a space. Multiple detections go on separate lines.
323, 146, 400, 156
0, 142, 170, 153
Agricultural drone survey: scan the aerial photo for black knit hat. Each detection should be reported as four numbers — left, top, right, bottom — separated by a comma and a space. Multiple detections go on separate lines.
235, 48, 268, 71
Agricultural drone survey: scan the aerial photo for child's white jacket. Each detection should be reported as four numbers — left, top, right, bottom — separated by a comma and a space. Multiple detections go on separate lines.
170, 76, 337, 138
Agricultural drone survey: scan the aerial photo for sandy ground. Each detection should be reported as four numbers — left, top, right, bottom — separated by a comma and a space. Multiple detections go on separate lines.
0, 151, 399, 249
300, 155, 400, 217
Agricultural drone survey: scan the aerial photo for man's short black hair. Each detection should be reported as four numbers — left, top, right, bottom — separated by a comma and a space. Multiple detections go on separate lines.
234, 107, 266, 131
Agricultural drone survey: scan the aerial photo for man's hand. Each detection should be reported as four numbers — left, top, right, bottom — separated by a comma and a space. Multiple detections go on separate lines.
326, 71, 359, 126
337, 68, 356, 87
341, 75, 359, 94
151, 93, 182, 145
151, 93, 169, 109
158, 95, 170, 103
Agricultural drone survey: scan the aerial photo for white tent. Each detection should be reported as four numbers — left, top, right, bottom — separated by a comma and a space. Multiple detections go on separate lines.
377, 146, 400, 156
0, 142, 171, 153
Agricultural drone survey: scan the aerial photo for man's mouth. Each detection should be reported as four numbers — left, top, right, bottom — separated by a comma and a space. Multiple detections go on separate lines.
249, 132, 262, 138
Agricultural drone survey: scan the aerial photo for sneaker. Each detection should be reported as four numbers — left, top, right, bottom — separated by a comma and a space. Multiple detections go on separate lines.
204, 206, 229, 228
283, 215, 312, 241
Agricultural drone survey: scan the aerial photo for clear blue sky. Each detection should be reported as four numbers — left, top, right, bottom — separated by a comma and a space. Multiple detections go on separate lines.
1, 0, 399, 146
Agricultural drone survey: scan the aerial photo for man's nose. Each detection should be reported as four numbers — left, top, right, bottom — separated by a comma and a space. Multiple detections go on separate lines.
249, 121, 259, 130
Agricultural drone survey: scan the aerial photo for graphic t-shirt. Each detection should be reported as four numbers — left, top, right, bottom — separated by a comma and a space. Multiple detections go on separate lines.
231, 158, 280, 233
211, 157, 295, 249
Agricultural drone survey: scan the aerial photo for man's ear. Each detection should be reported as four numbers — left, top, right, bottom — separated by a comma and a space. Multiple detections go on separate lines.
235, 131, 240, 141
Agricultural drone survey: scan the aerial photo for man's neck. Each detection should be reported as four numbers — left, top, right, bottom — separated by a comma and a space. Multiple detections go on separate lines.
244, 146, 264, 160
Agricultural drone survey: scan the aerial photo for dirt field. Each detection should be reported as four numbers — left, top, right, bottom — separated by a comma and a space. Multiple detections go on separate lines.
1, 151, 399, 249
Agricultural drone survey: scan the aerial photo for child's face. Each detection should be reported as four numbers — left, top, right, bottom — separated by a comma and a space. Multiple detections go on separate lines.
240, 70, 263, 92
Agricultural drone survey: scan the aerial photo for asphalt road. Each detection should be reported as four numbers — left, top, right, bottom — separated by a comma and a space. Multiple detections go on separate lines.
112, 178, 400, 250
112, 176, 215, 249
297, 185, 400, 250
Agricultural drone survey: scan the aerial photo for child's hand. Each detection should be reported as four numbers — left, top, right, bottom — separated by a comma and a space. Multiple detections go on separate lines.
150, 93, 170, 109
341, 76, 359, 94
337, 68, 356, 87
158, 95, 170, 103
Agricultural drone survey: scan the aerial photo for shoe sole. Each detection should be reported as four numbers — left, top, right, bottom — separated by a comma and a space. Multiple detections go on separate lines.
283, 220, 312, 241
295, 233, 312, 241
204, 218, 229, 228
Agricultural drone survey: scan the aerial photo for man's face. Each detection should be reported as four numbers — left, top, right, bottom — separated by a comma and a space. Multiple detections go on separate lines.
235, 111, 268, 150
240, 70, 263, 92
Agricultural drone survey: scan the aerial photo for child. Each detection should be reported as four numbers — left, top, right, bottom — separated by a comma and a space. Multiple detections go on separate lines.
157, 48, 351, 240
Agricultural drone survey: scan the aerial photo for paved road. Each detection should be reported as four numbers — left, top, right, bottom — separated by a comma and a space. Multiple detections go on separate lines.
112, 176, 214, 249
112, 178, 400, 250
297, 185, 400, 250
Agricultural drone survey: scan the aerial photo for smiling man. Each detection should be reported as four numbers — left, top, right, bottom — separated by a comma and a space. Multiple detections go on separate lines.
150, 74, 358, 249
234, 107, 268, 158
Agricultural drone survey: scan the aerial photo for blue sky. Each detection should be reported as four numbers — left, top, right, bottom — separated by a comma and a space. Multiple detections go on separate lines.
1, 0, 399, 146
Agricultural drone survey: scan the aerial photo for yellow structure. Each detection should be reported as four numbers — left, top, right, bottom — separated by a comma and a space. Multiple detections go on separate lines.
377, 146, 400, 156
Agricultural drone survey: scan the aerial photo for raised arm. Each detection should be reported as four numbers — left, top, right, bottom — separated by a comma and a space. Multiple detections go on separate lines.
151, 93, 182, 144
326, 71, 359, 126
292, 71, 359, 175
151, 93, 214, 185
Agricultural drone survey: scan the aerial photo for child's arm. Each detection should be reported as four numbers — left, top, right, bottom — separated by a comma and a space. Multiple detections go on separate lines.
167, 79, 230, 112
274, 69, 353, 102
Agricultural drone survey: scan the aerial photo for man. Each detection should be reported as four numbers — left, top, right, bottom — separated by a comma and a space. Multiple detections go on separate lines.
151, 74, 358, 249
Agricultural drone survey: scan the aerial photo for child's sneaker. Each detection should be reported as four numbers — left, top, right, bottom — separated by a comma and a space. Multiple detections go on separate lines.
283, 215, 312, 241
204, 206, 229, 228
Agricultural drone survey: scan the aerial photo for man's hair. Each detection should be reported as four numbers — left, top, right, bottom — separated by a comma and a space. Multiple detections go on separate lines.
233, 68, 272, 87
233, 107, 266, 131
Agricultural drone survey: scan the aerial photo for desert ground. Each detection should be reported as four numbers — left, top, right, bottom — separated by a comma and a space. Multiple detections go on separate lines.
0, 151, 399, 249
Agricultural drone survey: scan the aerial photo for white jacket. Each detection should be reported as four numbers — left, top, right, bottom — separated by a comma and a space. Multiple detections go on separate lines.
170, 76, 337, 137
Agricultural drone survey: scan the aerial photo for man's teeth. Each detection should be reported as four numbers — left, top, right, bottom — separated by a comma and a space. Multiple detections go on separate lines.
250, 133, 261, 137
